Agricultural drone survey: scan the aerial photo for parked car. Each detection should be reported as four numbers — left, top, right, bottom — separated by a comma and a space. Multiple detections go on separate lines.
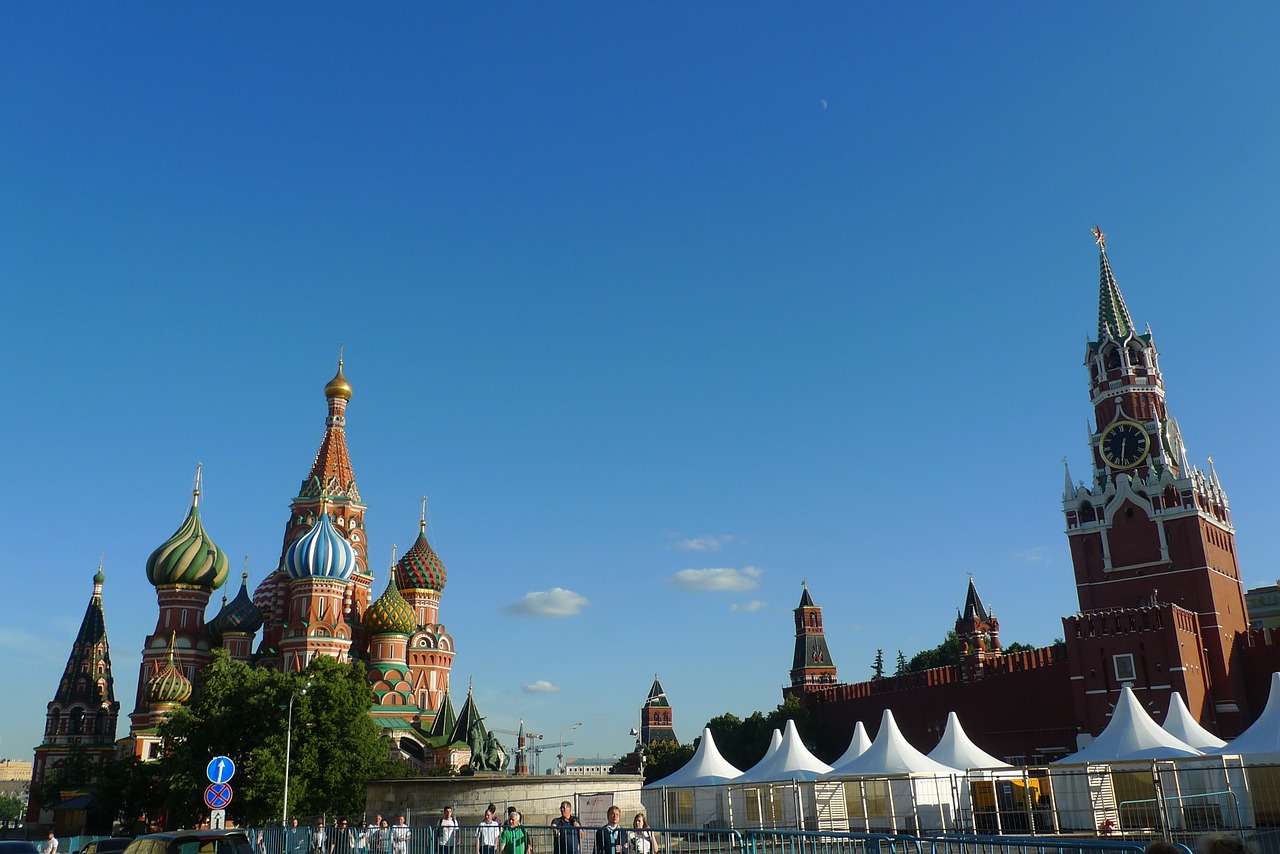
121, 831, 252, 854
82, 840, 134, 854
0, 842, 40, 854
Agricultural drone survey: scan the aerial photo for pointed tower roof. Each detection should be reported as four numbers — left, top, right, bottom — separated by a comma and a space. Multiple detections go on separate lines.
209, 572, 265, 640
645, 676, 670, 708
798, 581, 815, 608
1093, 226, 1135, 342
146, 468, 229, 591
52, 569, 117, 710
425, 690, 457, 741
960, 577, 989, 623
449, 685, 485, 746
300, 358, 360, 501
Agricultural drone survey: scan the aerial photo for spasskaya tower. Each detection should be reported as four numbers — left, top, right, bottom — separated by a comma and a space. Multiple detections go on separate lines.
1062, 227, 1248, 738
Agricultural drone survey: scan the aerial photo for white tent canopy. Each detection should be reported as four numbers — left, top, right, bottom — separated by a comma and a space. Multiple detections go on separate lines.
830, 721, 872, 769
827, 709, 960, 776
927, 711, 1011, 769
735, 719, 832, 783
1055, 685, 1202, 763
1213, 672, 1280, 756
1162, 693, 1227, 751
646, 727, 742, 788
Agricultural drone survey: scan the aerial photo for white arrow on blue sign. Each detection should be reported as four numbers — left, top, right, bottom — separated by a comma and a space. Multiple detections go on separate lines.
206, 756, 236, 784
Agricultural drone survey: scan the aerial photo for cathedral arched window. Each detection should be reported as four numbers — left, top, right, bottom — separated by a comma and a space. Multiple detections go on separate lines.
1079, 503, 1097, 523
1104, 347, 1121, 372
69, 708, 85, 734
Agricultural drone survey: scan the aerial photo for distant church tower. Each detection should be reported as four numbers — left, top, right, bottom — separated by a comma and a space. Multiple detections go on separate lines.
1062, 228, 1249, 736
955, 577, 1001, 680
640, 676, 677, 745
28, 569, 120, 822
790, 583, 837, 691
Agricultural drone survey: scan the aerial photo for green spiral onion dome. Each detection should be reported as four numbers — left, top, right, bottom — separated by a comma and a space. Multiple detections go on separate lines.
146, 495, 229, 590
363, 570, 418, 636
208, 573, 265, 640
147, 639, 193, 705
397, 524, 447, 591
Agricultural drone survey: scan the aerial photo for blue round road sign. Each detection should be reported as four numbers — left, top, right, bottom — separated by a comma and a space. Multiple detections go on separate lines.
205, 783, 233, 810
207, 756, 236, 784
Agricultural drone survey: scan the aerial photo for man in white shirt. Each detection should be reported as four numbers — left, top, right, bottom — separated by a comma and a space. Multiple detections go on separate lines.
392, 815, 412, 854
41, 833, 59, 854
438, 806, 458, 854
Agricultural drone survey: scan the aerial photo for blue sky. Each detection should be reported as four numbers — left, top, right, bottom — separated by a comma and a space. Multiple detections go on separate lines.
3, 5, 1279, 765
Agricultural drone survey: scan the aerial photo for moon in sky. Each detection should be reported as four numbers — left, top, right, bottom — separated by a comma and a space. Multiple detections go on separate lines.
820, 99, 828, 109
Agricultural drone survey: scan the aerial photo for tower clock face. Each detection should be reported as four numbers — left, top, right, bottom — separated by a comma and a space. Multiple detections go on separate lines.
1100, 420, 1151, 470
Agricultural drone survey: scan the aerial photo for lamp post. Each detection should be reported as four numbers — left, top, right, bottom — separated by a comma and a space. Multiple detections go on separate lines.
282, 682, 310, 825
559, 721, 582, 774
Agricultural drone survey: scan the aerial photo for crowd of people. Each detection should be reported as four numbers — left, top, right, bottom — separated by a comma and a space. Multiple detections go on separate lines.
262, 805, 655, 854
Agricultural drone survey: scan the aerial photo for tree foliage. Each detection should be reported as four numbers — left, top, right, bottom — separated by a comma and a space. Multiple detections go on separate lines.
0, 795, 23, 821
894, 650, 907, 676
641, 741, 695, 786
871, 649, 885, 680
706, 694, 838, 768
156, 651, 402, 827
905, 630, 961, 673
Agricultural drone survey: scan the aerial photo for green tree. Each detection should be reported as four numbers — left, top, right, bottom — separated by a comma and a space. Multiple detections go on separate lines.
906, 630, 961, 672
0, 795, 23, 821
642, 740, 695, 785
894, 650, 907, 676
1003, 641, 1034, 654
871, 649, 885, 680
157, 650, 403, 827
706, 695, 837, 768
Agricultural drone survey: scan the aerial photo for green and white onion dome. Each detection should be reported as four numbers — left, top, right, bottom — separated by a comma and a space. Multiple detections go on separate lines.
145, 499, 229, 590
147, 644, 193, 705
363, 571, 417, 636
397, 529, 447, 591
208, 574, 265, 640
285, 511, 357, 581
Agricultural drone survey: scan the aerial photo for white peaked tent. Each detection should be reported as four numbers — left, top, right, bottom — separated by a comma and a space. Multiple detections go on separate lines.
1163, 693, 1227, 750
1213, 672, 1280, 756
927, 712, 1012, 770
819, 710, 960, 834
642, 727, 741, 827
830, 709, 961, 776
735, 719, 833, 782
728, 721, 833, 830
646, 727, 742, 787
1054, 685, 1202, 764
830, 722, 872, 770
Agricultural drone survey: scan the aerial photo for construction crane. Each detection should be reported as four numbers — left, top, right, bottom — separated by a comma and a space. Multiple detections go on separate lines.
532, 739, 576, 775
491, 722, 543, 774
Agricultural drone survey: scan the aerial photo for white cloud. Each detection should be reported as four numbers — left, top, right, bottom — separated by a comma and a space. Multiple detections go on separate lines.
523, 680, 560, 694
669, 566, 763, 592
673, 534, 735, 552
502, 587, 590, 617
1014, 546, 1052, 563
731, 600, 766, 613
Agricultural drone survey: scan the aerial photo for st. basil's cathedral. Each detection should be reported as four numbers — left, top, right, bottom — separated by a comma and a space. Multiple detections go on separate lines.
29, 361, 493, 822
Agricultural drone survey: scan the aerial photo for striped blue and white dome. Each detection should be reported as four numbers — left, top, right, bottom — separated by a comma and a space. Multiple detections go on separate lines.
285, 512, 357, 581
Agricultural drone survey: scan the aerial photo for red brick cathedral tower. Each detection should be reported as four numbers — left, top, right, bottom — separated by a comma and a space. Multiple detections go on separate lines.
790, 583, 837, 691
1062, 228, 1248, 738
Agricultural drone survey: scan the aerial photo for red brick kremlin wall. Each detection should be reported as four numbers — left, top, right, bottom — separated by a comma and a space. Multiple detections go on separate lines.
797, 645, 1077, 764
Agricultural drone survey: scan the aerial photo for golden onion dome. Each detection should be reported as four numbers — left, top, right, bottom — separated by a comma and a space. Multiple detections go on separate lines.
147, 637, 193, 706
364, 570, 418, 636
325, 359, 353, 401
